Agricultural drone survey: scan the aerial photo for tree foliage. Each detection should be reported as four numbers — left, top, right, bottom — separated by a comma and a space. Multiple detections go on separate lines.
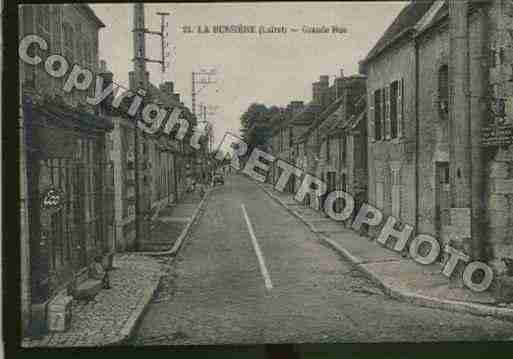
240, 103, 282, 152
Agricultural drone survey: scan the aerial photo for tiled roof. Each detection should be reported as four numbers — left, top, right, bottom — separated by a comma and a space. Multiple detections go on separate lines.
29, 99, 114, 132
317, 97, 345, 136
361, 0, 436, 65
80, 5, 106, 28
290, 103, 323, 126
270, 110, 292, 134
327, 94, 366, 133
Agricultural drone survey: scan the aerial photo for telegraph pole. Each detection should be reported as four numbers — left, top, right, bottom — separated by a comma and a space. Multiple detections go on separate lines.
191, 69, 217, 117
191, 70, 217, 183
132, 3, 146, 250
131, 4, 170, 250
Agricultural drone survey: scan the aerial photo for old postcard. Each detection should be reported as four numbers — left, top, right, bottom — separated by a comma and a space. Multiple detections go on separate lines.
15, 1, 513, 350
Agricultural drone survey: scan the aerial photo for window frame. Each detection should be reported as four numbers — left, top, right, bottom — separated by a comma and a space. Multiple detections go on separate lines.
374, 89, 382, 141
390, 80, 399, 139
438, 65, 449, 120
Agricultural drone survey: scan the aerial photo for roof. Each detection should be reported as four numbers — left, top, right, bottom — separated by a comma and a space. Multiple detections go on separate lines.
336, 109, 366, 133
26, 97, 114, 132
147, 82, 196, 125
317, 97, 345, 136
361, 0, 436, 65
270, 110, 290, 134
290, 103, 322, 126
78, 5, 106, 28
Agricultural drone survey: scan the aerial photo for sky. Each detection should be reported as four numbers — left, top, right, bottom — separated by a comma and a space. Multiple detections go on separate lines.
91, 2, 407, 149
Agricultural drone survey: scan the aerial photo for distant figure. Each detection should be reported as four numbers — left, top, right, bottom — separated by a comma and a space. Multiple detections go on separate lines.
186, 175, 196, 193
198, 181, 206, 198
91, 255, 110, 289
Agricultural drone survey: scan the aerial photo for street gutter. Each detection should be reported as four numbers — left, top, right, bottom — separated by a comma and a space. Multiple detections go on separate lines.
258, 182, 513, 324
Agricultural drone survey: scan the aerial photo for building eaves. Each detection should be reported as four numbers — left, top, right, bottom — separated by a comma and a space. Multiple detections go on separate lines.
78, 5, 106, 28
290, 103, 322, 126
360, 0, 435, 66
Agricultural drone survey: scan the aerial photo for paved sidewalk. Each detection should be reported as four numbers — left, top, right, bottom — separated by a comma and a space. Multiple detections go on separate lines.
22, 254, 164, 347
142, 188, 211, 255
259, 182, 513, 323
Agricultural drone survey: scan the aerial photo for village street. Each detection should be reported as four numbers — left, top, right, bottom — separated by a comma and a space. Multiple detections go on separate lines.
131, 174, 513, 345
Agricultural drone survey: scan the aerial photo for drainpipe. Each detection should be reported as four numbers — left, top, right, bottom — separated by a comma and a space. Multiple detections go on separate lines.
173, 152, 178, 203
471, 4, 489, 260
449, 0, 479, 258
414, 35, 420, 230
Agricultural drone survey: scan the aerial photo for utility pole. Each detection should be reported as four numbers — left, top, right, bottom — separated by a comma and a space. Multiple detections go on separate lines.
131, 4, 171, 250
132, 3, 146, 250
191, 70, 217, 183
191, 69, 217, 117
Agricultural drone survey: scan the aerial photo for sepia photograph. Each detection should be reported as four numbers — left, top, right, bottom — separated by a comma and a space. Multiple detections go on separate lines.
10, 0, 513, 355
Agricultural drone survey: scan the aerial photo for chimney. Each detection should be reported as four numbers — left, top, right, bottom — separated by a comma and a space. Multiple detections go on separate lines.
312, 81, 321, 104
100, 71, 113, 85
318, 75, 330, 106
319, 75, 329, 86
98, 60, 113, 84
335, 77, 344, 99
289, 101, 304, 115
100, 60, 107, 73
159, 81, 174, 96
340, 68, 345, 78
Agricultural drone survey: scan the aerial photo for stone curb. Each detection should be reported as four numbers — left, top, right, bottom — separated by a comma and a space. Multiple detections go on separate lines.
110, 274, 161, 346
138, 188, 212, 257
258, 183, 513, 324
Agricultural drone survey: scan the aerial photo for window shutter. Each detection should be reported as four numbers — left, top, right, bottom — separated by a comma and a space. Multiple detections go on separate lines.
397, 79, 403, 138
381, 89, 386, 140
369, 102, 375, 142
385, 86, 391, 139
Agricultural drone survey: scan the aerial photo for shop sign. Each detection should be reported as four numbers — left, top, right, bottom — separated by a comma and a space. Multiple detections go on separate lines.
41, 187, 64, 212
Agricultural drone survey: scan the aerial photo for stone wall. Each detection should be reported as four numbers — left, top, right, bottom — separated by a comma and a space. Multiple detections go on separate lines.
417, 18, 450, 238
487, 0, 513, 273
366, 39, 417, 235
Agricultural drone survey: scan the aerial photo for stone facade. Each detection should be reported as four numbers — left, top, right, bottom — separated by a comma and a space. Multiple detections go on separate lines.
19, 4, 112, 335
361, 0, 513, 286
363, 34, 417, 236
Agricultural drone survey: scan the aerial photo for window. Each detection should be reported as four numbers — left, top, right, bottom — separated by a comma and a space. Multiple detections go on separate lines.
374, 89, 382, 141
390, 81, 398, 138
490, 42, 497, 68
23, 7, 36, 88
36, 5, 50, 34
52, 6, 62, 54
383, 87, 390, 139
338, 134, 347, 167
438, 65, 449, 119
442, 165, 450, 184
326, 137, 330, 162
289, 127, 293, 148
85, 39, 93, 68
342, 134, 347, 165
63, 22, 74, 61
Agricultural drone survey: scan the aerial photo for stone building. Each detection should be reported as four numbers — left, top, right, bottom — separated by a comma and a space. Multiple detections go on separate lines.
270, 76, 335, 196
102, 68, 195, 251
269, 101, 305, 190
298, 73, 367, 214
360, 0, 513, 290
19, 4, 114, 334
